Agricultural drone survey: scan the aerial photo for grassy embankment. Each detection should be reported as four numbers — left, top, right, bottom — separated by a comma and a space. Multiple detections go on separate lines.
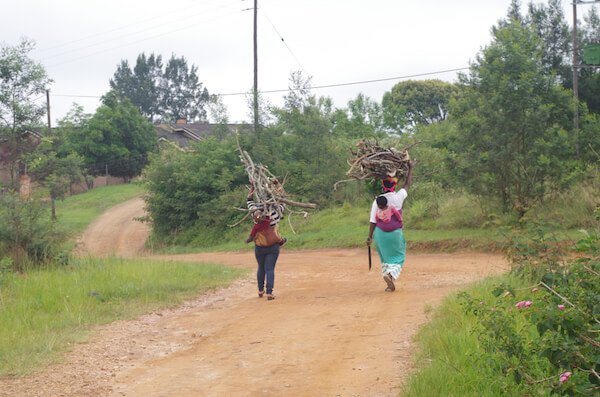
0, 184, 248, 376
156, 202, 583, 254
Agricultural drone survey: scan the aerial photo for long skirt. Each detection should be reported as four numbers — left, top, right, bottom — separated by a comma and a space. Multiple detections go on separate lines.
373, 227, 406, 280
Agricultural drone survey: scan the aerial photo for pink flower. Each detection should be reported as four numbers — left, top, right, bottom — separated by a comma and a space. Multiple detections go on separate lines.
515, 300, 533, 309
559, 371, 572, 384
558, 304, 565, 310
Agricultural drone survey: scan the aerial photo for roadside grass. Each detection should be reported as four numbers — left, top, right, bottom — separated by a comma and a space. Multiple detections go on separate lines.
400, 274, 534, 396
0, 257, 247, 376
55, 183, 145, 237
153, 204, 581, 254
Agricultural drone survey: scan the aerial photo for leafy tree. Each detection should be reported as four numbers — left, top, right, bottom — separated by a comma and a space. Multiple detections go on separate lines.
526, 0, 571, 81
109, 53, 210, 122
381, 79, 457, 134
109, 54, 163, 120
159, 54, 210, 122
331, 93, 385, 138
26, 131, 85, 220
143, 138, 245, 240
0, 39, 51, 187
450, 19, 574, 218
65, 92, 157, 178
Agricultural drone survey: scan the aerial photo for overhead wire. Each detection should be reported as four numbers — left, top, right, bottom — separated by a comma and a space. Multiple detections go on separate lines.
46, 9, 242, 68
35, 0, 238, 54
259, 6, 305, 73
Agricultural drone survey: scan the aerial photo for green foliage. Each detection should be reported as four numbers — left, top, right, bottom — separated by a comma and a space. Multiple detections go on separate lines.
451, 19, 576, 218
459, 230, 600, 396
143, 137, 245, 240
64, 92, 157, 177
381, 79, 457, 133
110, 52, 210, 122
0, 192, 65, 271
0, 38, 52, 187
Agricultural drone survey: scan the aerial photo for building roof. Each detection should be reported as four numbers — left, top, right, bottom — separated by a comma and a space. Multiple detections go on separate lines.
154, 122, 248, 148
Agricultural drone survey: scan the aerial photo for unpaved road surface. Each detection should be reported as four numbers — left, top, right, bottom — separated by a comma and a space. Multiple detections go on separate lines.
1, 198, 508, 397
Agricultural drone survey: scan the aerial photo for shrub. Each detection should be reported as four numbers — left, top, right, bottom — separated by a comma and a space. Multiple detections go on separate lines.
0, 192, 66, 271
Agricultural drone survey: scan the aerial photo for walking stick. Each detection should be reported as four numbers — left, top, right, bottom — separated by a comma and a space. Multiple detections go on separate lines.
368, 244, 372, 271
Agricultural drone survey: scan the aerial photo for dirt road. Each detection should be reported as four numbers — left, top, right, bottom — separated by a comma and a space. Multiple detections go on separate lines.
1, 198, 508, 397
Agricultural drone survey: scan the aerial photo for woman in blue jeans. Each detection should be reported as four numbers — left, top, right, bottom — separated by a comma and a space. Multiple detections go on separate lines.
245, 187, 286, 300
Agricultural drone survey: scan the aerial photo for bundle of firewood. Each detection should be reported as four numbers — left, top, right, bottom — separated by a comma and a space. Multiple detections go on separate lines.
345, 139, 411, 180
231, 145, 316, 228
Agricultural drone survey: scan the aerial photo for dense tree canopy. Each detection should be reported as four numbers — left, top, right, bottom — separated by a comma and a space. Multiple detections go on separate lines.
451, 19, 575, 217
381, 79, 456, 134
64, 92, 157, 178
109, 52, 210, 122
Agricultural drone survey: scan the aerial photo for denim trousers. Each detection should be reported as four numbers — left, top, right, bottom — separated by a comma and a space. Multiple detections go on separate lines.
255, 244, 280, 294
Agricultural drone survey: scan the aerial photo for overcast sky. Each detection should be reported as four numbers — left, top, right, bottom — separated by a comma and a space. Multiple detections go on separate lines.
1, 0, 578, 125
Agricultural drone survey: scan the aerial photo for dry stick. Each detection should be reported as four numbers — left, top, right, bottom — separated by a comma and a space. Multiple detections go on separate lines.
279, 197, 317, 209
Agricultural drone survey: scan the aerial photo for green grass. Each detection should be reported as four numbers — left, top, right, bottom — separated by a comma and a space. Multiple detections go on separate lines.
153, 203, 583, 254
0, 257, 247, 376
55, 183, 145, 236
400, 274, 533, 396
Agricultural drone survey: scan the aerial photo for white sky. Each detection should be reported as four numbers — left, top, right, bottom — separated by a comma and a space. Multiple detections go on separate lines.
0, 0, 578, 125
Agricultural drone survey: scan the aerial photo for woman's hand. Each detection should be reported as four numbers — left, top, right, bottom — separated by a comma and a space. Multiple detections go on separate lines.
366, 237, 372, 246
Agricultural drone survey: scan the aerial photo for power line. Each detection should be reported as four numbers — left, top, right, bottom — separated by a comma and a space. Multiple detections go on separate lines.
51, 66, 469, 100
217, 67, 470, 96
46, 10, 242, 68
40, 1, 242, 63
259, 6, 305, 73
36, 0, 238, 54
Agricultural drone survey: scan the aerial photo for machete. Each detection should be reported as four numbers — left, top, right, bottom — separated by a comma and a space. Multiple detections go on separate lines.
368, 244, 372, 271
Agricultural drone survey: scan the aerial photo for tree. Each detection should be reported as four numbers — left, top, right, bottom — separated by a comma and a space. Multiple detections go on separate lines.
450, 20, 574, 218
381, 79, 457, 134
109, 52, 210, 122
0, 39, 51, 187
64, 92, 157, 178
159, 54, 210, 122
526, 0, 571, 81
27, 139, 85, 220
331, 93, 385, 138
109, 54, 163, 120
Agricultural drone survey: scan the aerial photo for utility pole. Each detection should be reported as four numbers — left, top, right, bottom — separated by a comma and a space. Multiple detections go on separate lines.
572, 1, 579, 158
253, 0, 259, 134
46, 89, 51, 130
572, 0, 600, 159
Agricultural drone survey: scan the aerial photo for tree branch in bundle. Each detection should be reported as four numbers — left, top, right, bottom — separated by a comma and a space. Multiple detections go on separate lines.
231, 140, 317, 229
335, 139, 413, 189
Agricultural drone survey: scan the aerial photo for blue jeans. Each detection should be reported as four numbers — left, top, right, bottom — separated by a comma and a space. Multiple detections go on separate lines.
255, 244, 280, 294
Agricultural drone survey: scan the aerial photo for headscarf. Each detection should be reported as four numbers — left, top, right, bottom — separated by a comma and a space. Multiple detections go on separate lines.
382, 177, 398, 193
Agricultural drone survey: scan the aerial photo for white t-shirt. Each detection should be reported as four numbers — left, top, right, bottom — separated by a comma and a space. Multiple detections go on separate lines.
369, 188, 408, 223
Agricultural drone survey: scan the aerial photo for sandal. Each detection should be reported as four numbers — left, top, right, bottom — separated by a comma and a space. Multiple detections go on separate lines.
383, 274, 395, 292
266, 294, 275, 300
258, 290, 264, 298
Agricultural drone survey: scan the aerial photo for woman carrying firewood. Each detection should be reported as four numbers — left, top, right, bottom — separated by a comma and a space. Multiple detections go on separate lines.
245, 185, 287, 301
366, 161, 413, 292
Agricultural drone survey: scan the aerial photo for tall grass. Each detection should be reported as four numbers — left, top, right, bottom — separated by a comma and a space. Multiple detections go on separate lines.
401, 274, 533, 396
0, 258, 247, 376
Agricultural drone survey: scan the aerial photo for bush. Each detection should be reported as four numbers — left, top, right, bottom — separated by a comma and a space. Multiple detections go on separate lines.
460, 228, 600, 396
0, 192, 66, 271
